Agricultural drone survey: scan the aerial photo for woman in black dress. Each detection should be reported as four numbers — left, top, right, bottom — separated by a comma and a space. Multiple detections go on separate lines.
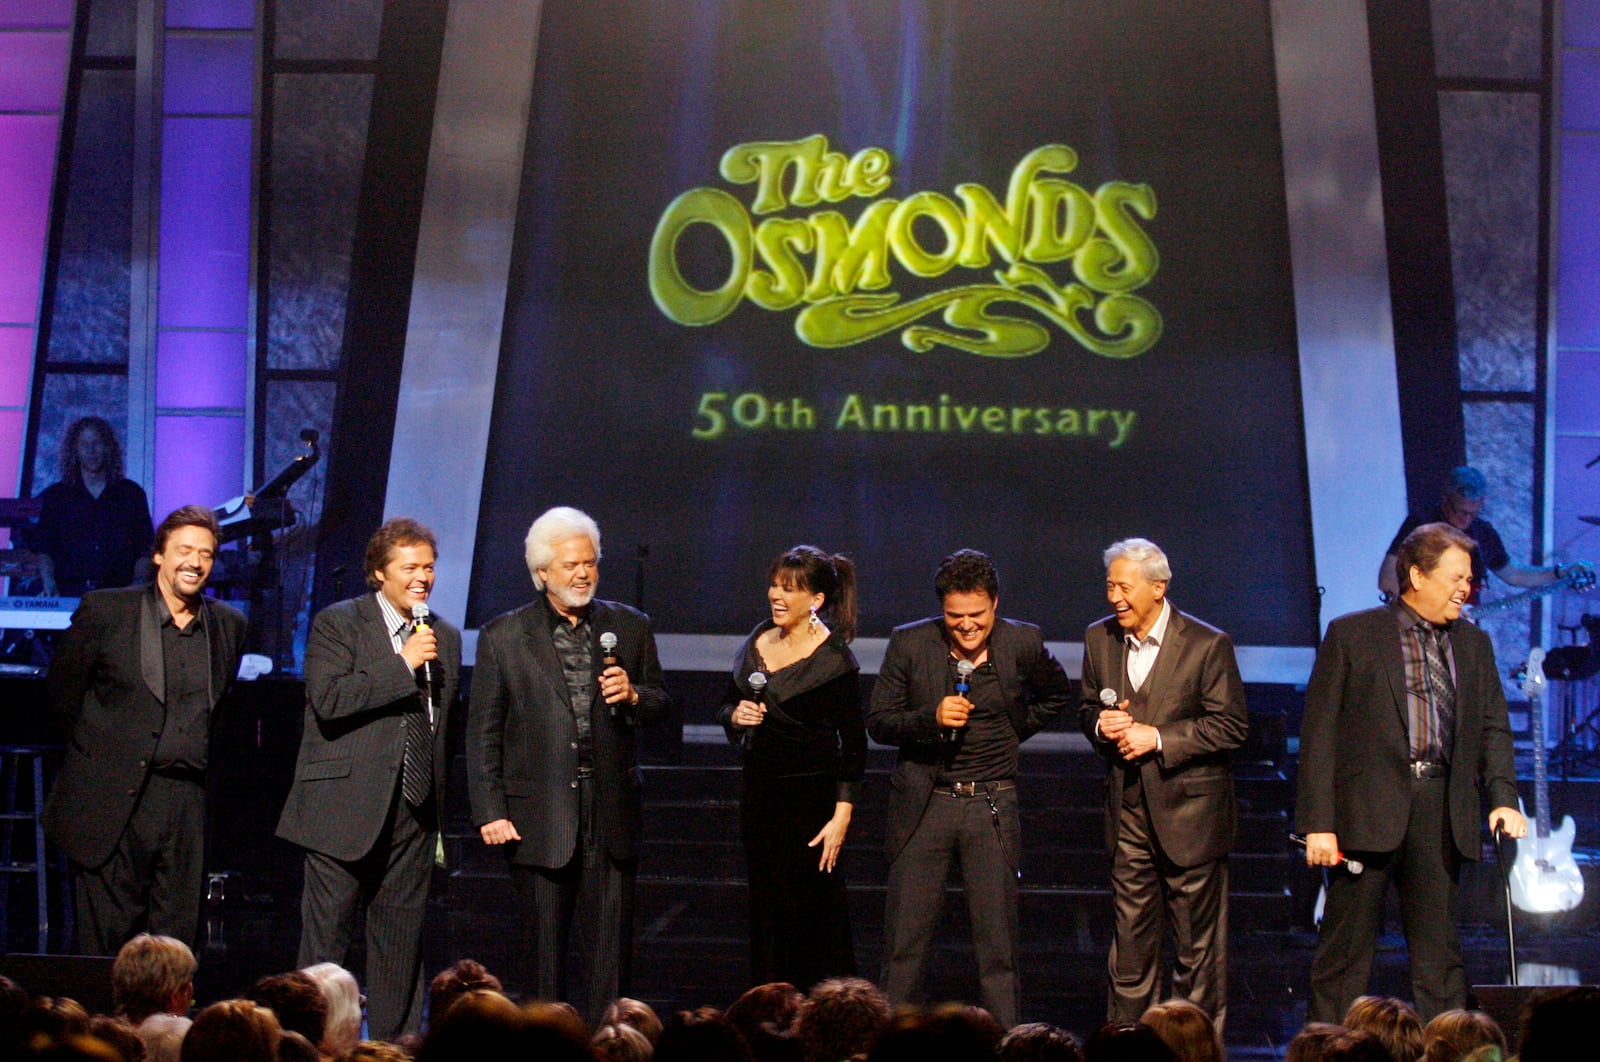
720, 544, 865, 990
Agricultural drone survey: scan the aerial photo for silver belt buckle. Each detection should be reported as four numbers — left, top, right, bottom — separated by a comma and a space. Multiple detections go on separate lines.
950, 781, 978, 796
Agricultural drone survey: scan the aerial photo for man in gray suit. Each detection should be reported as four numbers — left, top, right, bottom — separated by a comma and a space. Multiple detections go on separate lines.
867, 549, 1073, 1029
1079, 538, 1248, 1029
467, 506, 670, 1021
277, 518, 461, 1040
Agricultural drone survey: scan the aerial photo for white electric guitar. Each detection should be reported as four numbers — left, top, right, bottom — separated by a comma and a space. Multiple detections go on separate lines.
1509, 647, 1585, 914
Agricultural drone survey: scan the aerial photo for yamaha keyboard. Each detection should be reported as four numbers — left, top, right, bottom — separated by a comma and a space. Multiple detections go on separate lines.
0, 595, 80, 630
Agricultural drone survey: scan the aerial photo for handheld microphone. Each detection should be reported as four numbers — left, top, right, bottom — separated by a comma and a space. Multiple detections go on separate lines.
747, 671, 768, 704
412, 602, 432, 685
945, 659, 975, 743
599, 631, 620, 717
1099, 688, 1118, 709
1290, 833, 1364, 875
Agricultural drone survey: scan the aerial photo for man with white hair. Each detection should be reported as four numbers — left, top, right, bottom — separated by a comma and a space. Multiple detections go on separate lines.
467, 506, 670, 1022
1078, 538, 1248, 1030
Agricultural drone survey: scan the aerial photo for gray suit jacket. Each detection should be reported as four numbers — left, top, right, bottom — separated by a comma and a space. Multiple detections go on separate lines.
467, 598, 670, 867
275, 594, 461, 862
866, 617, 1072, 862
1078, 606, 1249, 868
42, 586, 247, 869
1295, 604, 1519, 861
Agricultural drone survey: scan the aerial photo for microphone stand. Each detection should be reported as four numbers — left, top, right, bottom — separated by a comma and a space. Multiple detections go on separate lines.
1492, 825, 1518, 986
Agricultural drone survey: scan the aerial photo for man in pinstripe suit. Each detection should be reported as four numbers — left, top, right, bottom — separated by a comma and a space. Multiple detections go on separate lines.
277, 518, 461, 1040
468, 506, 670, 1022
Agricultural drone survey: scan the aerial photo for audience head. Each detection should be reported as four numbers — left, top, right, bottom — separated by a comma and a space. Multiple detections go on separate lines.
112, 936, 196, 1024
866, 1005, 1004, 1062
1140, 1000, 1222, 1062
275, 1030, 320, 1062
602, 998, 664, 1044
1516, 985, 1600, 1062
1083, 1022, 1176, 1062
342, 1040, 414, 1062
1343, 996, 1424, 1062
419, 992, 591, 1062
1321, 1029, 1394, 1062
726, 982, 803, 1062
86, 1015, 144, 1061
301, 962, 362, 1056
999, 1022, 1084, 1062
428, 960, 500, 1029
179, 999, 280, 1062
593, 1021, 655, 1062
25, 997, 92, 1044
134, 1013, 190, 1062
1422, 1009, 1505, 1062
654, 1006, 752, 1062
241, 970, 326, 1048
795, 977, 892, 1062
1286, 1022, 1346, 1062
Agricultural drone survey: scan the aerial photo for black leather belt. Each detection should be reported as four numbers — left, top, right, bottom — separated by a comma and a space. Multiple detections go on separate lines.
933, 779, 1016, 797
1409, 760, 1447, 778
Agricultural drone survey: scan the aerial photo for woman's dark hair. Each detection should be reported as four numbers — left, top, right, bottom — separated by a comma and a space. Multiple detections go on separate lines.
770, 545, 858, 642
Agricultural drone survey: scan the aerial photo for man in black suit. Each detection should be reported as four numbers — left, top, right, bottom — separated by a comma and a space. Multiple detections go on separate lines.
42, 504, 247, 954
276, 518, 461, 1040
467, 506, 669, 1020
1298, 521, 1526, 1022
867, 549, 1073, 1028
1079, 538, 1248, 1028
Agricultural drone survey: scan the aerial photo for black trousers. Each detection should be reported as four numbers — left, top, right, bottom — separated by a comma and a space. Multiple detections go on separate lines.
509, 775, 635, 1027
1106, 778, 1229, 1030
297, 783, 435, 1041
1310, 772, 1463, 1023
73, 774, 205, 954
882, 784, 1021, 1029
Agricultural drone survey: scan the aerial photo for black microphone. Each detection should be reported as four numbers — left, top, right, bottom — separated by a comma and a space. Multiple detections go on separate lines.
1290, 833, 1365, 875
600, 631, 619, 717
412, 602, 432, 685
747, 670, 768, 706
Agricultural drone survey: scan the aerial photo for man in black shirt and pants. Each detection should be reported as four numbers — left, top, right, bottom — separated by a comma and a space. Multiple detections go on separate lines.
42, 505, 246, 953
867, 549, 1073, 1028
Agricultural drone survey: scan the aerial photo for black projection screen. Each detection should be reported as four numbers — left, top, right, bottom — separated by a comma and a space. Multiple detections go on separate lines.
468, 0, 1318, 647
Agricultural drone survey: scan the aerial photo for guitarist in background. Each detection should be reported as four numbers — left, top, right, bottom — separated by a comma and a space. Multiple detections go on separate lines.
1378, 466, 1563, 603
1299, 522, 1526, 1022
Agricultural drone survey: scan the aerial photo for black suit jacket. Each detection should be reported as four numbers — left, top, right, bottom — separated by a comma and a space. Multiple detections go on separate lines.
467, 598, 670, 867
1294, 605, 1519, 861
1078, 606, 1249, 868
275, 595, 462, 862
42, 586, 247, 869
866, 617, 1072, 862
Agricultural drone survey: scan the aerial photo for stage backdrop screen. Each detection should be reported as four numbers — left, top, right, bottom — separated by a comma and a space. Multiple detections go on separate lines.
468, 0, 1318, 646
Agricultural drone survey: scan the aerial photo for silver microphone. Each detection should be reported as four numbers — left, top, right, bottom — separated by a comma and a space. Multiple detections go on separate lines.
1289, 833, 1364, 875
747, 671, 768, 702
1100, 687, 1118, 708
411, 602, 432, 684
955, 659, 975, 694
599, 631, 620, 717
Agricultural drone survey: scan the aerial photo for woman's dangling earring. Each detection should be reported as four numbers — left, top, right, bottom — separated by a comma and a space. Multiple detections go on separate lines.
808, 606, 820, 633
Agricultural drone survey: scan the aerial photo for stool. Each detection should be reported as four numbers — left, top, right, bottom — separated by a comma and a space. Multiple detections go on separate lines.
0, 746, 56, 952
